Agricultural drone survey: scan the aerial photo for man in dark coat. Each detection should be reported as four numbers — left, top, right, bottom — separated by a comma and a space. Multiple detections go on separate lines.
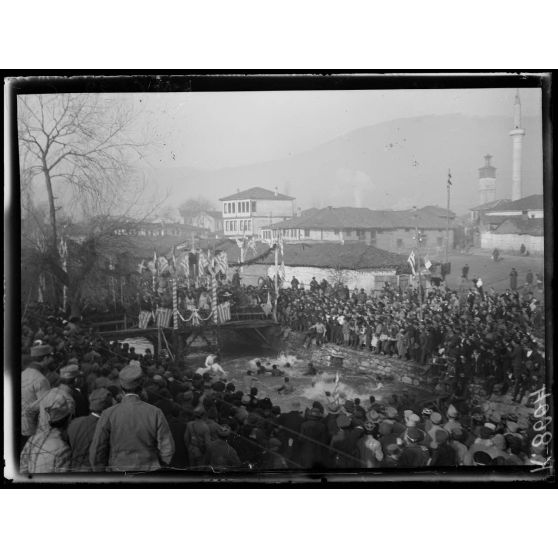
204, 425, 241, 468
67, 388, 113, 472
510, 268, 518, 291
299, 407, 328, 469
277, 401, 304, 461
399, 427, 430, 468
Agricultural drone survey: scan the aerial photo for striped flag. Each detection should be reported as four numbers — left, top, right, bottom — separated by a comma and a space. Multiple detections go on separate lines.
407, 250, 416, 276
217, 301, 231, 323
155, 307, 173, 328
138, 310, 153, 329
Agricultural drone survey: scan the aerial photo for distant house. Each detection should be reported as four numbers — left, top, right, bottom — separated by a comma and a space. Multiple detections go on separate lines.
196, 239, 411, 291
182, 210, 223, 235
477, 194, 544, 254
219, 186, 295, 237
260, 205, 456, 255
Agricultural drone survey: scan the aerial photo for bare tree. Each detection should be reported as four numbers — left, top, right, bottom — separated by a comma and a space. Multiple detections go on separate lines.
18, 92, 156, 307
18, 93, 149, 251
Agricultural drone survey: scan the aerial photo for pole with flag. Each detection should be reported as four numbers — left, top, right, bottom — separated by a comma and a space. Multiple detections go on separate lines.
413, 207, 423, 321
446, 169, 452, 266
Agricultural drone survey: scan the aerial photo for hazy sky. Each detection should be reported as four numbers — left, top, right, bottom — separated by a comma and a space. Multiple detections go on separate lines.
126, 87, 542, 170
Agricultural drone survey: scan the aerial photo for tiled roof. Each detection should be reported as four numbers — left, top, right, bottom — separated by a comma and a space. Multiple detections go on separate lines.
207, 240, 408, 270
485, 194, 543, 213
470, 199, 511, 211
494, 218, 544, 236
219, 187, 295, 201
266, 206, 455, 231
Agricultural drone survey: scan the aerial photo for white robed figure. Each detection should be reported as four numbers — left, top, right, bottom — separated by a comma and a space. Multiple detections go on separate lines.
203, 354, 227, 381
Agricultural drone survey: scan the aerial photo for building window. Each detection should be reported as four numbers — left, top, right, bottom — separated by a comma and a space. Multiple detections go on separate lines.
396, 239, 403, 248
334, 229, 340, 235
437, 237, 443, 247
304, 229, 310, 237
223, 203, 227, 214
251, 201, 256, 212
357, 229, 365, 240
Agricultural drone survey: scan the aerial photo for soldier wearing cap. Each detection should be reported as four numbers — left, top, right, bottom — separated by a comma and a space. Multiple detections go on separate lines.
89, 365, 175, 472
67, 388, 114, 472
20, 398, 73, 474
21, 344, 53, 444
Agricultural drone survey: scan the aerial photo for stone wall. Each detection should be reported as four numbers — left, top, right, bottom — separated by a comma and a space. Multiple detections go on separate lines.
304, 341, 429, 386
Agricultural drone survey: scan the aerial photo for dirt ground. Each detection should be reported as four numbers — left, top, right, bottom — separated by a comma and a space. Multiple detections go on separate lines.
441, 249, 545, 293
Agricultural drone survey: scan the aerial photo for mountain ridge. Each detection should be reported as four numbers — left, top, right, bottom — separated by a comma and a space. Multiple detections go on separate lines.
144, 113, 543, 215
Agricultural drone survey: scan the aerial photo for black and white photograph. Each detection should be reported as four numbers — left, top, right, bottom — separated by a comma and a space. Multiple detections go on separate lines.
4, 73, 554, 485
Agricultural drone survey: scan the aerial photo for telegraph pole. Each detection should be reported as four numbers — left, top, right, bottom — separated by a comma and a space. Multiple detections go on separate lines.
446, 169, 452, 265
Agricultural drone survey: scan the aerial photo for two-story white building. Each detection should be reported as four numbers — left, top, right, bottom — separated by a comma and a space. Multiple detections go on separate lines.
219, 187, 295, 237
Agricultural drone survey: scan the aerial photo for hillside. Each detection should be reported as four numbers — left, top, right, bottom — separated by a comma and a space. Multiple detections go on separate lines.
144, 113, 543, 215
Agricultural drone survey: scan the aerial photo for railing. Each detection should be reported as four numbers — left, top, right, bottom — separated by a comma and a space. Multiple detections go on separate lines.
230, 305, 270, 321
90, 315, 130, 332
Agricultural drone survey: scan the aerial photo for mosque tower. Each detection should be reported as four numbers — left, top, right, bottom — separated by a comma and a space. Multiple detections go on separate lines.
509, 89, 525, 201
478, 154, 496, 205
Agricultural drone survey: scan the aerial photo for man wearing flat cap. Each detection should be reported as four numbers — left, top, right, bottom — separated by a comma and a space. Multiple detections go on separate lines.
21, 344, 54, 446
34, 364, 82, 433
67, 388, 114, 472
89, 365, 175, 472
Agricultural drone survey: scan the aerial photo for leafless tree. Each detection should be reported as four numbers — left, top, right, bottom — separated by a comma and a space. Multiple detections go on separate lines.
18, 93, 150, 253
18, 92, 167, 310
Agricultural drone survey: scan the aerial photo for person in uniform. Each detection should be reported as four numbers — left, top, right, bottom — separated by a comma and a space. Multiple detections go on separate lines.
67, 388, 114, 472
89, 365, 175, 472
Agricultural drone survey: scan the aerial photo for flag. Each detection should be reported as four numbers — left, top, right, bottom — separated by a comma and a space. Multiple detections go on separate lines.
217, 301, 231, 323
261, 291, 273, 316
424, 255, 432, 270
138, 310, 153, 329
407, 250, 416, 275
447, 170, 452, 187
214, 251, 228, 276
155, 307, 173, 328
177, 253, 189, 277
198, 251, 208, 276
158, 256, 169, 275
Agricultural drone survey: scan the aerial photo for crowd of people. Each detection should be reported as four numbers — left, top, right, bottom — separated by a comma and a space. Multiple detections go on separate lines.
18, 261, 547, 474
277, 272, 545, 404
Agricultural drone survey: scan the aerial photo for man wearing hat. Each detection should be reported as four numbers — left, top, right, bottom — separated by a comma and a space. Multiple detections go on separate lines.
399, 427, 431, 468
20, 398, 73, 474
67, 388, 114, 472
21, 344, 53, 445
60, 363, 89, 418
184, 407, 212, 468
358, 421, 384, 468
89, 365, 175, 472
203, 424, 241, 468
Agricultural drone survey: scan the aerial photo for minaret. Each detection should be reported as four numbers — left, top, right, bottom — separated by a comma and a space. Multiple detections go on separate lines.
509, 89, 525, 201
478, 154, 496, 205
